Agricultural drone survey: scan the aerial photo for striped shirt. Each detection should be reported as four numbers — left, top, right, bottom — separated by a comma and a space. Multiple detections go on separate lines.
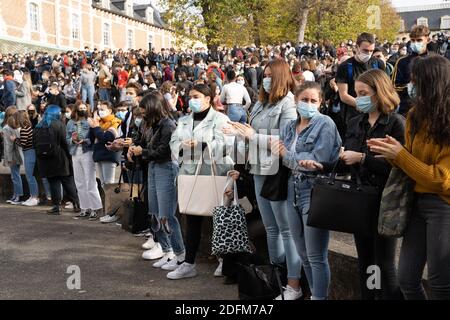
18, 126, 34, 151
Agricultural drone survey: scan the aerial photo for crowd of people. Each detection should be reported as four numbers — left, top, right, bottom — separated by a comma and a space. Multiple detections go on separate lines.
0, 24, 449, 300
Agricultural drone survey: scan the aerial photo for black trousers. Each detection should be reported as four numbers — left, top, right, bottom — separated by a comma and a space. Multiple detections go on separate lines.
354, 233, 403, 300
47, 175, 79, 207
184, 215, 204, 264
398, 193, 450, 300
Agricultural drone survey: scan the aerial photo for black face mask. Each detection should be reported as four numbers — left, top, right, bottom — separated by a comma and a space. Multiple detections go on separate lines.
28, 111, 35, 117
77, 111, 87, 118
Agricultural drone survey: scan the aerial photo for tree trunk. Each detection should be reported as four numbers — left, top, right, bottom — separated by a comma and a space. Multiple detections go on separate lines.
297, 8, 309, 44
252, 14, 262, 47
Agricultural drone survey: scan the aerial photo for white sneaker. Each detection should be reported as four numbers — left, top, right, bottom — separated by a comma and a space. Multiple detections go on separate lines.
152, 251, 175, 268
275, 285, 303, 300
142, 235, 156, 250
167, 262, 198, 280
22, 198, 39, 207
65, 202, 74, 209
142, 242, 163, 260
214, 258, 223, 277
100, 214, 119, 223
162, 252, 185, 271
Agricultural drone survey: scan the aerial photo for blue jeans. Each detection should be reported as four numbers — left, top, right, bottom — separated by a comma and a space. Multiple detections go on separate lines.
42, 178, 51, 198
81, 85, 95, 111
253, 174, 301, 280
148, 161, 185, 255
227, 104, 247, 124
286, 175, 330, 299
10, 164, 23, 197
98, 88, 110, 102
23, 149, 39, 197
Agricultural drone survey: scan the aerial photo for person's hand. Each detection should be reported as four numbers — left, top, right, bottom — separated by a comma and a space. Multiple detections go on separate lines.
340, 150, 363, 165
182, 139, 198, 148
229, 122, 256, 140
131, 145, 143, 156
71, 132, 78, 143
270, 139, 287, 158
228, 170, 240, 181
367, 135, 403, 160
88, 117, 99, 128
105, 140, 122, 152
222, 123, 238, 136
299, 160, 324, 171
122, 138, 133, 148
9, 135, 16, 142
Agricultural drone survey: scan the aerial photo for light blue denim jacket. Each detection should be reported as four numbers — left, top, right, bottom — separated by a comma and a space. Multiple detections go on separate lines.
280, 113, 342, 176
66, 119, 93, 155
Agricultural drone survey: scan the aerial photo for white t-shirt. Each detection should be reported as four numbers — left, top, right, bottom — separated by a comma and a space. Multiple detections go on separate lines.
220, 82, 251, 110
303, 70, 315, 82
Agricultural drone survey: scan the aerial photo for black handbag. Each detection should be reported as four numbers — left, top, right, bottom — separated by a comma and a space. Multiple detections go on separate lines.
237, 263, 286, 300
307, 164, 381, 237
121, 172, 150, 234
260, 160, 291, 201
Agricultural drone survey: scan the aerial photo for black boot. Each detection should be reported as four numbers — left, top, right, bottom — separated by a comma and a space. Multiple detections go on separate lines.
73, 202, 81, 213
47, 205, 61, 215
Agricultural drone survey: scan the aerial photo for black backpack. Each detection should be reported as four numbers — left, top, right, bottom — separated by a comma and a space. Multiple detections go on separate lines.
34, 126, 58, 157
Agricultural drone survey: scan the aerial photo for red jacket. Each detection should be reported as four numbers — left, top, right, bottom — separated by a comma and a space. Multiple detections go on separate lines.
117, 70, 129, 89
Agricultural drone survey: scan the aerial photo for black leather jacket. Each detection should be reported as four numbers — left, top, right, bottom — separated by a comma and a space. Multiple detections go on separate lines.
141, 117, 176, 163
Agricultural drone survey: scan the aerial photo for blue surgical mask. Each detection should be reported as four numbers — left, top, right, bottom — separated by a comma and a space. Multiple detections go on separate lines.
116, 111, 127, 120
189, 98, 203, 113
297, 101, 318, 119
407, 82, 416, 99
263, 77, 271, 93
355, 95, 376, 113
410, 42, 425, 54
134, 118, 143, 127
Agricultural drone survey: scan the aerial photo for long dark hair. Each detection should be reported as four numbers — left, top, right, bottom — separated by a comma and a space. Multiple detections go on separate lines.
139, 91, 172, 127
409, 54, 450, 146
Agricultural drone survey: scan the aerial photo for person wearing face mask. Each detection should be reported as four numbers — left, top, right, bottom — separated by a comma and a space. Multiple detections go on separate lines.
89, 101, 121, 194
392, 25, 430, 116
227, 59, 299, 300
46, 83, 67, 111
15, 72, 32, 111
64, 105, 74, 124
336, 32, 385, 139
66, 102, 103, 220
98, 60, 112, 103
270, 82, 341, 300
302, 70, 405, 300
168, 84, 233, 280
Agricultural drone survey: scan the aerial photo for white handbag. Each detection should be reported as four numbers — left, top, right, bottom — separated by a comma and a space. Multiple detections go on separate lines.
177, 149, 228, 216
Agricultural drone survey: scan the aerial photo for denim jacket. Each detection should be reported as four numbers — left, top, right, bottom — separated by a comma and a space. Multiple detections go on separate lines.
66, 119, 93, 155
281, 113, 342, 178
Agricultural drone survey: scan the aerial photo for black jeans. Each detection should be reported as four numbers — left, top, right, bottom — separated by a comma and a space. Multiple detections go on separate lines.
47, 175, 79, 207
184, 215, 204, 264
354, 233, 403, 300
398, 193, 450, 300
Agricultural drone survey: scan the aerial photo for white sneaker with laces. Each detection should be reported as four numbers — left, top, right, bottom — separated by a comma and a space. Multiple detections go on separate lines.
167, 262, 198, 280
153, 251, 175, 268
22, 198, 39, 207
161, 258, 180, 271
275, 285, 303, 300
214, 258, 223, 277
100, 214, 119, 223
142, 242, 163, 260
142, 235, 156, 250
65, 202, 74, 209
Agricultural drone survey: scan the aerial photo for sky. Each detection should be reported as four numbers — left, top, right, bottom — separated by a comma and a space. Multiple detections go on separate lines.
134, 0, 447, 9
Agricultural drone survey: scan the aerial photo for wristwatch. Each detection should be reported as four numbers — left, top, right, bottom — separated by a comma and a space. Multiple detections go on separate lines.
360, 152, 366, 165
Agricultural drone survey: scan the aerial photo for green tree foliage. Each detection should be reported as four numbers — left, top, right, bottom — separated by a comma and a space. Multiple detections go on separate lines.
161, 0, 401, 47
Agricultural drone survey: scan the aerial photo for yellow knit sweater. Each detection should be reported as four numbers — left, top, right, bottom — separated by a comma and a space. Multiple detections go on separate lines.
393, 119, 450, 204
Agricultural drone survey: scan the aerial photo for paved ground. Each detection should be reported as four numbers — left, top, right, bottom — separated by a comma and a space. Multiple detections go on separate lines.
0, 203, 238, 300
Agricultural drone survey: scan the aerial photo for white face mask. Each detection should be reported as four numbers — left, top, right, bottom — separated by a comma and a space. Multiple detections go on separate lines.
237, 80, 245, 86
357, 52, 372, 63
98, 110, 109, 118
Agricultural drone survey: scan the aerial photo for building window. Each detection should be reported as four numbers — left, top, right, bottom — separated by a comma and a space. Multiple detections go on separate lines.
127, 30, 134, 49
417, 17, 428, 27
72, 14, 80, 40
103, 23, 111, 47
146, 8, 154, 24
441, 16, 450, 29
29, 2, 39, 32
